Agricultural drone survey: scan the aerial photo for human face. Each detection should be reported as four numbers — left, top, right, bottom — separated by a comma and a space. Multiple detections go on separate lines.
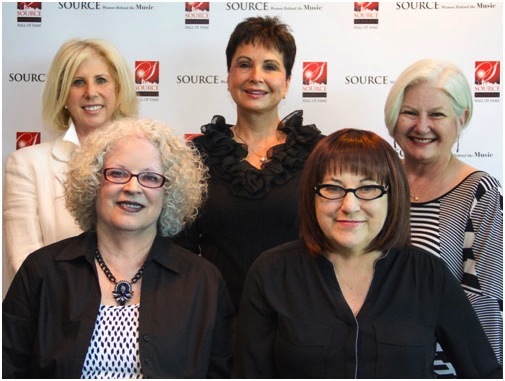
393, 82, 466, 164
96, 137, 164, 238
315, 171, 388, 256
66, 54, 118, 137
227, 42, 290, 115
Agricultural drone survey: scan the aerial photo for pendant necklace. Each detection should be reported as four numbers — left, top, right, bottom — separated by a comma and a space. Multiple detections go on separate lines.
233, 129, 268, 163
410, 182, 437, 201
409, 155, 454, 202
95, 248, 145, 306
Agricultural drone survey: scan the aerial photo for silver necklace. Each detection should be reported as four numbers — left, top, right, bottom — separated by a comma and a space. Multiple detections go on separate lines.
233, 129, 268, 163
95, 248, 145, 306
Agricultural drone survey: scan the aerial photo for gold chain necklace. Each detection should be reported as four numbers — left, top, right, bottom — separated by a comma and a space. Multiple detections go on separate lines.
410, 185, 436, 201
233, 129, 268, 163
409, 156, 454, 202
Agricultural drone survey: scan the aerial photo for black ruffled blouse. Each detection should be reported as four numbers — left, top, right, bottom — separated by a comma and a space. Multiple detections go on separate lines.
178, 110, 323, 310
193, 110, 322, 199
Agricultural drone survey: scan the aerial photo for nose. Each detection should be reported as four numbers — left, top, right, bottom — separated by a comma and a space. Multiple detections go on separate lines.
122, 176, 142, 193
249, 65, 264, 83
85, 82, 98, 98
413, 113, 431, 134
340, 192, 361, 213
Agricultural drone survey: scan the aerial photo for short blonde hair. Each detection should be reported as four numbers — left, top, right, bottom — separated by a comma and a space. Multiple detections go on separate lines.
65, 118, 208, 237
384, 59, 473, 136
42, 38, 138, 131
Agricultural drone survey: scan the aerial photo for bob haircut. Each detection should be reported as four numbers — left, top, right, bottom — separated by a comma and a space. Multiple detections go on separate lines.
384, 58, 473, 136
42, 38, 138, 132
225, 16, 296, 79
65, 118, 207, 237
299, 129, 411, 256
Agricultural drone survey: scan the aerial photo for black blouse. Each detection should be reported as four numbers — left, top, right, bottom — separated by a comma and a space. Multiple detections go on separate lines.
175, 110, 323, 310
233, 239, 502, 379
2, 232, 235, 378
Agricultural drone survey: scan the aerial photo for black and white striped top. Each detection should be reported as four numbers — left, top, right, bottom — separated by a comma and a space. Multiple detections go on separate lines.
410, 171, 503, 377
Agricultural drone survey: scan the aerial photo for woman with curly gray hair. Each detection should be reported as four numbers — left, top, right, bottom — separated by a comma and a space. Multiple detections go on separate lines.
3, 118, 235, 378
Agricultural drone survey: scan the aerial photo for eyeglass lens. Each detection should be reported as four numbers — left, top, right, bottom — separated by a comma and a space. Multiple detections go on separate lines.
104, 168, 165, 188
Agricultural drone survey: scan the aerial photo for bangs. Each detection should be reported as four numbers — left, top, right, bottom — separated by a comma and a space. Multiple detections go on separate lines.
318, 132, 390, 186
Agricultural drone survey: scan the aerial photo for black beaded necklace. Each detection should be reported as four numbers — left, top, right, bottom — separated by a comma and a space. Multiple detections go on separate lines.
95, 248, 145, 306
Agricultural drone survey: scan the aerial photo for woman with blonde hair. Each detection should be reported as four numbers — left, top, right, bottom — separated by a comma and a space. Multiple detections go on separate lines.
4, 38, 138, 274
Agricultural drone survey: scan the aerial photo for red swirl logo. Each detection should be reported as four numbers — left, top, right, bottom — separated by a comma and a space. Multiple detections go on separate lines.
135, 61, 159, 84
185, 2, 209, 12
17, 2, 41, 10
16, 132, 40, 150
475, 61, 500, 85
303, 62, 327, 85
354, 2, 379, 11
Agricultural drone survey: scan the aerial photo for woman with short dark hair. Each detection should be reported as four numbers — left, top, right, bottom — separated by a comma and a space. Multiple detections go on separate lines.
175, 16, 323, 311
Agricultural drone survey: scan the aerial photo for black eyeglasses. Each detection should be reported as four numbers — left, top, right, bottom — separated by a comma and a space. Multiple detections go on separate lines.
103, 168, 167, 189
315, 184, 388, 200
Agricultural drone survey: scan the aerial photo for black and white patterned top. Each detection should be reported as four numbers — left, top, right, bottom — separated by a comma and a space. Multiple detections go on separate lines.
81, 304, 143, 379
410, 171, 503, 377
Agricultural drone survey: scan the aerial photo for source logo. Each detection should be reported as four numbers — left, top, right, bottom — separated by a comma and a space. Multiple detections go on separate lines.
135, 61, 159, 97
17, 2, 42, 23
302, 62, 327, 99
354, 2, 379, 24
185, 2, 209, 25
474, 61, 500, 98
16, 132, 41, 150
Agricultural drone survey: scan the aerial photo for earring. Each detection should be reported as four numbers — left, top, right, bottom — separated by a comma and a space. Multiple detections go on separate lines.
456, 137, 460, 153
64, 105, 68, 110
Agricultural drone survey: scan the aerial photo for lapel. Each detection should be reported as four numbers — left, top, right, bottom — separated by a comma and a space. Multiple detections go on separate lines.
51, 136, 78, 186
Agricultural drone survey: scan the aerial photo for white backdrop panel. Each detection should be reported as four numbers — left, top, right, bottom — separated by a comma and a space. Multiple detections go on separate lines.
2, 1, 503, 295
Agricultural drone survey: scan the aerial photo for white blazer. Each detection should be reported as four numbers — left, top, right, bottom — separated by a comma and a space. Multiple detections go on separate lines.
3, 134, 83, 273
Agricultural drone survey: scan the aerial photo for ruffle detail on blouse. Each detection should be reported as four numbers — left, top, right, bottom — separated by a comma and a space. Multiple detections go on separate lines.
194, 110, 322, 199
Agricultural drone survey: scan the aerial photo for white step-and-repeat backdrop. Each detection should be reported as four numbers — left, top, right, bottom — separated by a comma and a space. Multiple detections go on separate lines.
2, 1, 503, 295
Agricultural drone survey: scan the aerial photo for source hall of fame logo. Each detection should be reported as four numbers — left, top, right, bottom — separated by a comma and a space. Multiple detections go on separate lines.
135, 61, 160, 98
185, 2, 209, 27
16, 132, 41, 150
474, 61, 500, 100
302, 62, 328, 101
17, 2, 42, 24
354, 2, 379, 27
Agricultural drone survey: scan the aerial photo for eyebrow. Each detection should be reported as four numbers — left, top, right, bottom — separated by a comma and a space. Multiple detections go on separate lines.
327, 176, 378, 184
73, 73, 111, 78
235, 56, 281, 64
400, 104, 448, 111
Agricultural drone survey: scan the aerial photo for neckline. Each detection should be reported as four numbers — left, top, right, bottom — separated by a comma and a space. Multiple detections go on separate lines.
194, 110, 322, 199
410, 170, 484, 204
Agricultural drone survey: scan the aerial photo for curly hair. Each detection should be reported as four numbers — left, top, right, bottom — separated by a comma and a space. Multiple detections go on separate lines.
65, 118, 208, 237
42, 38, 138, 132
